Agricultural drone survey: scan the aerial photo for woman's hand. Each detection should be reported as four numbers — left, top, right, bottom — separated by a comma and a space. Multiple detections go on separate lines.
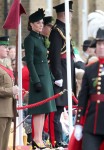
34, 82, 42, 92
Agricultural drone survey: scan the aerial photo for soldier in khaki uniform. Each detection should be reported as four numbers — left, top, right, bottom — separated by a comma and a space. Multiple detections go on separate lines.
0, 36, 18, 150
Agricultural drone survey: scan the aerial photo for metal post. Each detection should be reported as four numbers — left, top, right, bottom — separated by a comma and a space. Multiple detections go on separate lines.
18, 11, 23, 146
82, 0, 88, 41
65, 0, 73, 140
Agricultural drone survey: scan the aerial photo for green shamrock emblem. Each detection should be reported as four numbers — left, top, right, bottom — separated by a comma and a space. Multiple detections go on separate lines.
93, 78, 98, 87
44, 37, 50, 49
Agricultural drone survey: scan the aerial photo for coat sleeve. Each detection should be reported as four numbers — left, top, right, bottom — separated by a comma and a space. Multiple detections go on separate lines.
49, 29, 63, 80
75, 61, 85, 70
24, 36, 40, 84
76, 68, 89, 125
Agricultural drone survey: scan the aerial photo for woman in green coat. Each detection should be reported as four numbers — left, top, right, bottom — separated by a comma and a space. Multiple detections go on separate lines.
24, 8, 56, 149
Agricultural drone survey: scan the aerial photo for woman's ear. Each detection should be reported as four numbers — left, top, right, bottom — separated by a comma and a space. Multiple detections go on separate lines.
30, 22, 33, 29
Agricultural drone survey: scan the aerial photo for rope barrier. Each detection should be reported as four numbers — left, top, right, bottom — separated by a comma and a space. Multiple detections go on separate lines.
17, 89, 67, 110
15, 90, 79, 130
72, 95, 78, 104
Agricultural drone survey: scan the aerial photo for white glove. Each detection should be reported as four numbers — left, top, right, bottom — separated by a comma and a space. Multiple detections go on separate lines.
55, 79, 63, 87
74, 125, 83, 141
75, 68, 85, 80
13, 85, 19, 95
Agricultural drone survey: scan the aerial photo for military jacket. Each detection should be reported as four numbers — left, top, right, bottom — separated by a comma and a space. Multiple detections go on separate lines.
76, 61, 104, 134
49, 19, 85, 106
0, 62, 14, 117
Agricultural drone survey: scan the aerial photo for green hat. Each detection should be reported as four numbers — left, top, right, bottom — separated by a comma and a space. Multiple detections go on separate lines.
0, 36, 9, 45
53, 1, 73, 13
29, 8, 45, 23
43, 16, 54, 26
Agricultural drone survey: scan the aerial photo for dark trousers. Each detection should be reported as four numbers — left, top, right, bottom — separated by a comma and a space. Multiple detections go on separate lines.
49, 106, 64, 146
27, 133, 32, 144
54, 106, 64, 142
82, 132, 104, 150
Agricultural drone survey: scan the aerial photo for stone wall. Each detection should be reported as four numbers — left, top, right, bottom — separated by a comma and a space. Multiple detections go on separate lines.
95, 0, 104, 10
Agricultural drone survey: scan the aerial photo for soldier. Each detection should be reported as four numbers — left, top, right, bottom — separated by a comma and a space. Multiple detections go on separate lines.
80, 39, 96, 64
49, 1, 85, 148
74, 27, 104, 150
41, 16, 54, 63
3, 45, 16, 70
0, 36, 18, 150
42, 16, 54, 38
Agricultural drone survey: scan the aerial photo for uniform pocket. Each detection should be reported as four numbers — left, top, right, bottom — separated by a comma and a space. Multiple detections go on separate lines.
4, 73, 12, 84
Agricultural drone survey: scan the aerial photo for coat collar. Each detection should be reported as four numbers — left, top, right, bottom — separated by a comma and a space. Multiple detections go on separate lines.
99, 58, 104, 64
56, 19, 65, 28
30, 30, 41, 39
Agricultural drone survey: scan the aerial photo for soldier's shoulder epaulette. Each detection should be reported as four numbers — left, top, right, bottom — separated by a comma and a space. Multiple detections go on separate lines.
51, 24, 66, 55
86, 61, 99, 68
53, 24, 66, 41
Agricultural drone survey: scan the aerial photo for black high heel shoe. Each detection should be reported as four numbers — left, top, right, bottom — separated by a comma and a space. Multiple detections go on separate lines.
32, 140, 46, 149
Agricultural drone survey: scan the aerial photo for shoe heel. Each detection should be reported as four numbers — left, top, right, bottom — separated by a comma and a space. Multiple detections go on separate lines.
32, 140, 46, 149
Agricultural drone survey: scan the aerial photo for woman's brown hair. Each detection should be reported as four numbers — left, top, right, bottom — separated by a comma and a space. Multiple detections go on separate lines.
28, 20, 32, 31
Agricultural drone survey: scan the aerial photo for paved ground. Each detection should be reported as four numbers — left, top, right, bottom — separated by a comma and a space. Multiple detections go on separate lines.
34, 148, 68, 150
8, 146, 68, 150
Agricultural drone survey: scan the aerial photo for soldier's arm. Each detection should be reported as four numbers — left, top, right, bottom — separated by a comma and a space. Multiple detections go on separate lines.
76, 68, 89, 125
24, 36, 40, 84
49, 29, 63, 80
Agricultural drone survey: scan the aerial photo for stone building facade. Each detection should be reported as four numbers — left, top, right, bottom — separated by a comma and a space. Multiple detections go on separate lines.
0, 0, 104, 49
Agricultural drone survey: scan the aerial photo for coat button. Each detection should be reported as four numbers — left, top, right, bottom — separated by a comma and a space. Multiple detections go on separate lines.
99, 69, 102, 72
100, 64, 103, 68
97, 92, 101, 95
98, 77, 101, 81
42, 60, 43, 62
97, 86, 101, 90
78, 109, 81, 112
97, 100, 100, 104
97, 82, 101, 85
98, 73, 101, 76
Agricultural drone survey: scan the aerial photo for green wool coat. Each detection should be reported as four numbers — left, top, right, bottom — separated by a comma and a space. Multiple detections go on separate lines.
24, 31, 57, 114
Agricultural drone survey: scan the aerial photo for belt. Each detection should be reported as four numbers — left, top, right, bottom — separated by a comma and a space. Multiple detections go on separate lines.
60, 53, 66, 59
90, 94, 104, 102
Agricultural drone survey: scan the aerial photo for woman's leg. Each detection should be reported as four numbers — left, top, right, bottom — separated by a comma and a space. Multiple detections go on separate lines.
39, 114, 45, 144
32, 114, 45, 145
